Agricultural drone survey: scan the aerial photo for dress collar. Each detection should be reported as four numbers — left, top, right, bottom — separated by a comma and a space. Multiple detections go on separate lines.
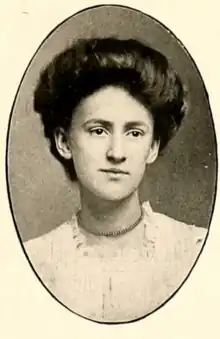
70, 201, 157, 258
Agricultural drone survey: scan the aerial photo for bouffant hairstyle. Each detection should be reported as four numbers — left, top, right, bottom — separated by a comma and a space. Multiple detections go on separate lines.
34, 38, 187, 180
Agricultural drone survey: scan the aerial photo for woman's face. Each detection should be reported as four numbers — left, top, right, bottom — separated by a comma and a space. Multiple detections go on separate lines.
56, 86, 159, 201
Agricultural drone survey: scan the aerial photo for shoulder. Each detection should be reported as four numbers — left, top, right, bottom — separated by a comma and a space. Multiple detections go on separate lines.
142, 201, 208, 290
143, 200, 207, 237
159, 214, 206, 245
24, 220, 74, 266
155, 210, 206, 242
142, 201, 207, 258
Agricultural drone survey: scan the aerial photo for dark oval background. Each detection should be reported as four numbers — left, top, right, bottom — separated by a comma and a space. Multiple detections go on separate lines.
7, 5, 217, 242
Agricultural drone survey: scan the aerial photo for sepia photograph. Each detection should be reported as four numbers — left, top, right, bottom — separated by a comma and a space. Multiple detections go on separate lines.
6, 5, 216, 324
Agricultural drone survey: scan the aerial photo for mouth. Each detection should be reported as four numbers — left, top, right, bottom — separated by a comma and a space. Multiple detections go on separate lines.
99, 168, 129, 175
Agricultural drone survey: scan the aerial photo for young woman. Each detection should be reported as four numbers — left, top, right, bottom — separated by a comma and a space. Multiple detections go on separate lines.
24, 38, 207, 323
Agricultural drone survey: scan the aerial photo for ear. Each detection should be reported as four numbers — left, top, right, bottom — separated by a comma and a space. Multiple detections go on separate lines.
145, 140, 160, 164
54, 128, 72, 160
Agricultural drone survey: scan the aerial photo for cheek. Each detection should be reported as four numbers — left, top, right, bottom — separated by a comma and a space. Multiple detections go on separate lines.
73, 138, 108, 161
72, 147, 101, 175
127, 139, 153, 163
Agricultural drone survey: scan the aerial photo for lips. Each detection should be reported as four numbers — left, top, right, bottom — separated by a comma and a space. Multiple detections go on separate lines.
99, 168, 129, 175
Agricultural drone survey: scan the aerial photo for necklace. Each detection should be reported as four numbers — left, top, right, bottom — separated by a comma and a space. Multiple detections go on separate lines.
76, 207, 144, 237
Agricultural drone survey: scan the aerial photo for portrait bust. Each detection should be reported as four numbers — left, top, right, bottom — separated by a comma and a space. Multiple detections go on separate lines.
7, 5, 216, 324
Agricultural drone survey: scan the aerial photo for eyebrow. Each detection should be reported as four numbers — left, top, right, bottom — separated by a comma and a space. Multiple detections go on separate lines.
83, 119, 112, 129
83, 119, 149, 129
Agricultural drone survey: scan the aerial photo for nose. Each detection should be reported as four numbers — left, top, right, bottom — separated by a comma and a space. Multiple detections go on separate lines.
106, 134, 126, 163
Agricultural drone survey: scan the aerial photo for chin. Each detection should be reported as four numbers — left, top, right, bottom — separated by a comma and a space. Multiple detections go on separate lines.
79, 177, 140, 201
94, 187, 136, 202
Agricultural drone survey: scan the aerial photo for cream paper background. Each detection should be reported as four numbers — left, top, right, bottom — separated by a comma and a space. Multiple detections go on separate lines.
0, 1, 219, 338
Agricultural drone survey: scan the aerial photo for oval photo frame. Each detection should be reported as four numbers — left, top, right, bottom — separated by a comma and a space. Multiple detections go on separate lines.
6, 5, 217, 324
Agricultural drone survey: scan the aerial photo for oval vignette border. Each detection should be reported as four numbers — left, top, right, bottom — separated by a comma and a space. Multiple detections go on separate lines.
5, 4, 218, 325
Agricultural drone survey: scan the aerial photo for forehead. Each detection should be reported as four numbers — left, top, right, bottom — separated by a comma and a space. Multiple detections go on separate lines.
73, 86, 153, 124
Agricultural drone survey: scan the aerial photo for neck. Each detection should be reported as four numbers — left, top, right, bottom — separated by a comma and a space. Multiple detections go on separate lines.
78, 188, 142, 235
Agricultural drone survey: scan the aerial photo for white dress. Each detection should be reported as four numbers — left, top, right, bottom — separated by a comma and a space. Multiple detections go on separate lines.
24, 201, 207, 323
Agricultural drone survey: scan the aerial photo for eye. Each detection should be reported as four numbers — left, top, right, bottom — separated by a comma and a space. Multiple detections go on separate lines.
89, 127, 108, 136
127, 130, 144, 138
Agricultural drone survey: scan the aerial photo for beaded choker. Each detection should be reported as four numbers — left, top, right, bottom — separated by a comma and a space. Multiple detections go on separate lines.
76, 208, 144, 237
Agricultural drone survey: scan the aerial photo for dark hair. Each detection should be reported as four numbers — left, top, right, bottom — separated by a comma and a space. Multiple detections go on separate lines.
34, 38, 187, 180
